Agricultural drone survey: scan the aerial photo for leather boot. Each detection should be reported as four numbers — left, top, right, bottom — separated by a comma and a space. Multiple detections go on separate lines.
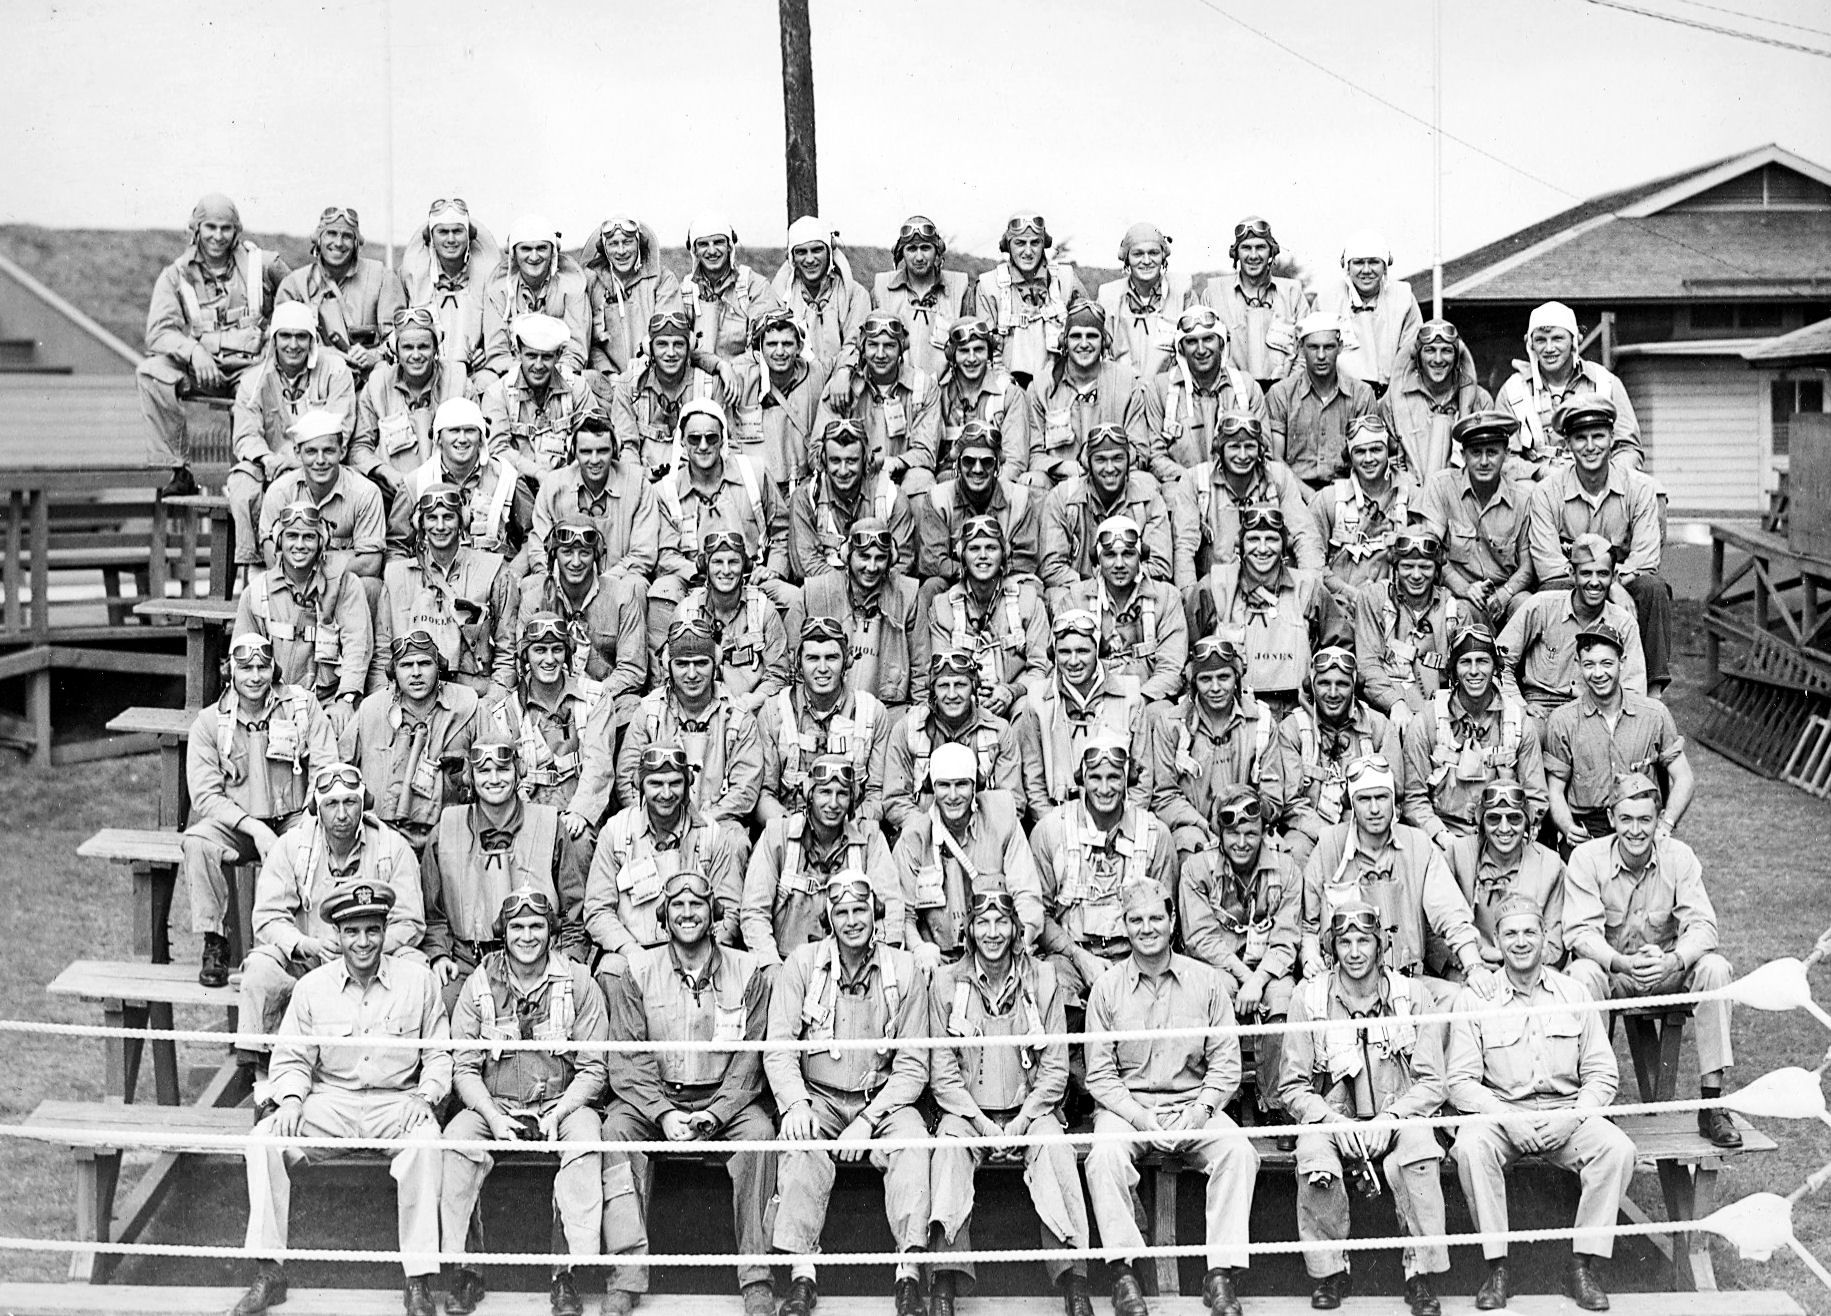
1203, 1267, 1242, 1316
444, 1266, 486, 1315
548, 1268, 582, 1316
1699, 1106, 1743, 1148
1475, 1259, 1510, 1310
780, 1275, 818, 1316
199, 932, 231, 988
404, 1276, 437, 1316
892, 1275, 924, 1316
1566, 1256, 1610, 1312
231, 1262, 287, 1315
159, 466, 200, 500
928, 1270, 957, 1316
1310, 1268, 1351, 1309
1058, 1271, 1096, 1316
742, 1279, 776, 1316
1405, 1272, 1442, 1316
1109, 1264, 1149, 1316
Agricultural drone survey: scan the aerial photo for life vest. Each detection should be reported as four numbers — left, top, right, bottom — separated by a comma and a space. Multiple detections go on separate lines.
1170, 701, 1273, 788
681, 266, 765, 359
1201, 848, 1285, 966
1052, 805, 1159, 941
384, 551, 506, 674
638, 690, 738, 813
1298, 968, 1419, 1084
601, 808, 717, 947
245, 570, 342, 667
433, 805, 563, 941
946, 958, 1054, 1074
628, 942, 757, 1086
1329, 476, 1411, 563
799, 940, 903, 1064
1024, 682, 1141, 805
659, 453, 767, 557
1287, 704, 1382, 825
903, 705, 1006, 798
938, 375, 1021, 466
815, 473, 898, 568
1158, 364, 1254, 445
176, 242, 265, 335
468, 956, 578, 1062
925, 478, 1029, 529
1378, 593, 1460, 694
947, 582, 1030, 688
987, 263, 1070, 337
1428, 688, 1525, 789
407, 458, 518, 551
774, 690, 882, 803
504, 375, 586, 468
214, 685, 317, 778
777, 816, 873, 901
1208, 563, 1316, 694
675, 586, 773, 676
1092, 580, 1161, 669
485, 692, 583, 792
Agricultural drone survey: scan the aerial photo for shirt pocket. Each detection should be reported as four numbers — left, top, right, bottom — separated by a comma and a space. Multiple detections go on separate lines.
1543, 1010, 1584, 1080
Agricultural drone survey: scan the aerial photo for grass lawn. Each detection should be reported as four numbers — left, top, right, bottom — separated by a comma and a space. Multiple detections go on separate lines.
1, 608, 1829, 1307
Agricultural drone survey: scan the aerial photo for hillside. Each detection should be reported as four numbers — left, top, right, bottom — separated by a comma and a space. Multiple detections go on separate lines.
0, 224, 1131, 353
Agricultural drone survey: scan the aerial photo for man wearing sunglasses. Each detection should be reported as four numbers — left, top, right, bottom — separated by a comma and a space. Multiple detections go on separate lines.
1266, 312, 1378, 493
773, 215, 870, 371
724, 307, 829, 493
482, 312, 598, 486
238, 760, 426, 1073
1202, 216, 1311, 393
766, 871, 936, 1316
1179, 784, 1302, 1124
607, 310, 726, 482
872, 215, 974, 378
1279, 648, 1396, 869
914, 422, 1043, 592
1016, 608, 1157, 819
185, 633, 341, 988
816, 312, 942, 496
757, 615, 891, 829
276, 205, 404, 388
1039, 423, 1174, 605
1542, 621, 1692, 854
1279, 900, 1449, 1316
1350, 529, 1460, 730
882, 649, 1025, 837
395, 396, 533, 564
483, 611, 603, 814
226, 306, 357, 574
1300, 754, 1497, 1011
681, 215, 784, 370
1444, 779, 1568, 973
895, 740, 1044, 969
340, 630, 482, 853
1025, 299, 1151, 486
975, 212, 1083, 388
1186, 505, 1347, 718
1097, 222, 1197, 380
1149, 636, 1301, 859
582, 214, 683, 377
1377, 320, 1491, 481
788, 418, 916, 583
935, 318, 1034, 485
1144, 305, 1266, 479
378, 481, 522, 703
1313, 230, 1423, 398
674, 528, 791, 713
585, 738, 744, 977
352, 308, 471, 499
1177, 409, 1323, 586
599, 868, 778, 1316
1397, 624, 1547, 850
235, 499, 374, 732
1416, 412, 1535, 629
1495, 301, 1642, 478
1060, 513, 1188, 706
442, 887, 612, 1316
744, 753, 899, 965
802, 516, 928, 714
480, 214, 590, 381
929, 887, 1095, 1316
1498, 534, 1648, 718
528, 413, 661, 582
422, 738, 590, 1012
1314, 416, 1415, 612
1083, 875, 1259, 1316
926, 516, 1051, 719
1031, 733, 1177, 996
399, 198, 496, 380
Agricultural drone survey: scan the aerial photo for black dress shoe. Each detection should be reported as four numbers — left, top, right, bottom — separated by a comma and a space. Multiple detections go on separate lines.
780, 1275, 818, 1316
1110, 1264, 1149, 1316
404, 1277, 436, 1316
1565, 1256, 1610, 1312
1405, 1272, 1442, 1316
1203, 1266, 1242, 1316
1475, 1259, 1510, 1310
1058, 1271, 1096, 1316
444, 1266, 485, 1315
549, 1268, 582, 1316
231, 1263, 287, 1315
893, 1275, 924, 1316
158, 466, 200, 500
928, 1271, 956, 1316
1699, 1107, 1744, 1148
199, 933, 231, 988
1310, 1268, 1351, 1309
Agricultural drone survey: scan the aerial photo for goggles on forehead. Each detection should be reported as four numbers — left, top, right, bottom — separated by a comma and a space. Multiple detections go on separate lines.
1053, 612, 1100, 639
639, 744, 691, 775
1216, 795, 1264, 828
821, 419, 867, 444
898, 217, 941, 243
521, 615, 570, 646
1176, 306, 1223, 335
700, 529, 749, 557
969, 889, 1018, 919
550, 523, 603, 551
947, 318, 996, 347
957, 513, 1005, 545
1234, 217, 1274, 242
860, 313, 906, 340
1418, 320, 1460, 346
1218, 414, 1264, 439
394, 629, 440, 661
318, 206, 360, 230
229, 635, 275, 665
392, 306, 439, 336
274, 501, 325, 532
500, 887, 557, 923
1311, 646, 1356, 677
670, 617, 718, 645
849, 527, 895, 552
1006, 214, 1047, 234
800, 615, 849, 646
806, 759, 858, 789
1192, 635, 1246, 664
1094, 524, 1141, 549
931, 649, 980, 679
1085, 423, 1129, 449
824, 874, 876, 905
416, 488, 465, 515
1239, 507, 1287, 535
649, 310, 694, 338
661, 869, 715, 902
750, 306, 801, 339
1080, 744, 1130, 772
1390, 530, 1443, 561
427, 198, 469, 216
1329, 906, 1382, 939
313, 764, 366, 795
600, 217, 642, 237
468, 743, 518, 769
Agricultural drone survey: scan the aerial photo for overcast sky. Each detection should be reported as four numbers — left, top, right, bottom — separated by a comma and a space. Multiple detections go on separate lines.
7, 0, 1830, 281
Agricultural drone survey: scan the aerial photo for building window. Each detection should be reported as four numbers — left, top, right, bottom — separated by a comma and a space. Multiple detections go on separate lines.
1773, 375, 1827, 457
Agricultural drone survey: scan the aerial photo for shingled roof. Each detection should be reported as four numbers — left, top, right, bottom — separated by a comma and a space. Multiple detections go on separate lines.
1742, 315, 1831, 367
1412, 145, 1831, 303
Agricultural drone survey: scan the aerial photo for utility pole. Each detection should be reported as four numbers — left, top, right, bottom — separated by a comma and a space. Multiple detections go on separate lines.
779, 0, 819, 223
1431, 0, 1443, 319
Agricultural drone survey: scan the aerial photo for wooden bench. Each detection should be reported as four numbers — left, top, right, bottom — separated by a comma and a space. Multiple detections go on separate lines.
154, 492, 235, 601
103, 707, 196, 827
47, 960, 239, 1107
133, 596, 237, 707
77, 829, 185, 965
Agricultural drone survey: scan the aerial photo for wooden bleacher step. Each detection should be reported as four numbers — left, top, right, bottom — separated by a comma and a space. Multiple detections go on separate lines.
0, 1286, 1805, 1315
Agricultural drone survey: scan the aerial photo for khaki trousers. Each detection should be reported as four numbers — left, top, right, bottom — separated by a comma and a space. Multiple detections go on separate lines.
1084, 1103, 1259, 1271
1453, 1113, 1635, 1260
931, 1110, 1089, 1282
1294, 1124, 1448, 1278
772, 1087, 930, 1255
1566, 953, 1734, 1075
440, 1103, 603, 1263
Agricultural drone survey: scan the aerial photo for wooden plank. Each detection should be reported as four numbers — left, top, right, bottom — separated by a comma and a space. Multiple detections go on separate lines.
133, 597, 237, 625
50, 733, 159, 766
42, 645, 187, 676
0, 1287, 1806, 1316
107, 707, 196, 738
29, 486, 49, 639
48, 961, 238, 1009
77, 829, 184, 865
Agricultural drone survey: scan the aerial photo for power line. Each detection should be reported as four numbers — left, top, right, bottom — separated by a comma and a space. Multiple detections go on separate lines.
1183, 0, 1827, 297
1670, 0, 1831, 40
1585, 0, 1831, 55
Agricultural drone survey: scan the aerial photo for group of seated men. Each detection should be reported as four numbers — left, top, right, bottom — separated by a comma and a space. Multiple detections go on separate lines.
151, 193, 1730, 1316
